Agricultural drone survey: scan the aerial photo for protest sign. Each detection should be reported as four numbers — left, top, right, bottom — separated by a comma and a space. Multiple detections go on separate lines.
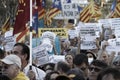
5, 30, 13, 38
68, 29, 78, 39
39, 28, 68, 39
32, 46, 49, 66
81, 36, 97, 49
41, 31, 56, 42
98, 19, 111, 29
54, 3, 79, 19
79, 23, 100, 38
40, 38, 53, 52
106, 39, 120, 55
110, 18, 120, 38
49, 55, 65, 63
4, 36, 16, 51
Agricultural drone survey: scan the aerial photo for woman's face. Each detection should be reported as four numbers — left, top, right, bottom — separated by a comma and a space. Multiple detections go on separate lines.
87, 53, 94, 64
65, 55, 73, 67
87, 53, 93, 58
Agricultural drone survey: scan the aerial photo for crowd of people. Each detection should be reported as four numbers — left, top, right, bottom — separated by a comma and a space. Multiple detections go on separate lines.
0, 20, 120, 80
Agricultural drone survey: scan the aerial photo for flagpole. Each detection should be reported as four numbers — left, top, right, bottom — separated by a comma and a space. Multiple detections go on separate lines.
30, 0, 33, 68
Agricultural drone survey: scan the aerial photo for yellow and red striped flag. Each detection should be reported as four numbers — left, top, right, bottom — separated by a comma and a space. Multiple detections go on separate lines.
91, 2, 102, 18
2, 17, 10, 34
79, 1, 101, 23
44, 0, 62, 26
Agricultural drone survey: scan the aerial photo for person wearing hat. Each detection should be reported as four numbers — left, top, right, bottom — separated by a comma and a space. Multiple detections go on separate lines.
12, 43, 46, 80
1, 54, 29, 80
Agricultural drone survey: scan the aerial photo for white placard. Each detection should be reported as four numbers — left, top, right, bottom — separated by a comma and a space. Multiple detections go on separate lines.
49, 55, 65, 63
41, 31, 56, 41
68, 30, 78, 39
110, 18, 120, 37
32, 46, 49, 66
40, 38, 53, 52
4, 36, 16, 51
5, 30, 13, 38
81, 36, 97, 49
98, 19, 111, 28
54, 3, 79, 19
106, 38, 120, 52
79, 23, 100, 37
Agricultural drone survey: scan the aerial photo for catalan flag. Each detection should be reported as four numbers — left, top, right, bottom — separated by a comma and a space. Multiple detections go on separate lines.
91, 2, 102, 19
79, 3, 92, 23
1, 17, 10, 34
13, 0, 30, 35
79, 1, 101, 23
44, 0, 62, 26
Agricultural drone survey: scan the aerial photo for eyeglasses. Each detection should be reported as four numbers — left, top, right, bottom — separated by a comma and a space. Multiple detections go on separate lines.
89, 67, 101, 72
80, 67, 87, 71
113, 61, 120, 66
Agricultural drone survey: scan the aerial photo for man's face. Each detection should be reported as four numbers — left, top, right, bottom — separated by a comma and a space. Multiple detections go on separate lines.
79, 62, 88, 77
2, 63, 18, 79
89, 65, 102, 80
12, 45, 24, 61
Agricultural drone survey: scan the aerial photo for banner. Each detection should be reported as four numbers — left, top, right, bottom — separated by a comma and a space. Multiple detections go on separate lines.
39, 28, 68, 39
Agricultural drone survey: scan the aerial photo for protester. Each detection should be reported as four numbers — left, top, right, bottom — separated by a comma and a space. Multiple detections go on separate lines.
88, 60, 108, 80
12, 43, 46, 80
1, 54, 29, 80
86, 51, 96, 64
64, 19, 75, 30
44, 71, 60, 80
97, 41, 109, 64
67, 68, 85, 80
65, 52, 75, 69
97, 67, 120, 80
73, 53, 89, 79
54, 61, 71, 75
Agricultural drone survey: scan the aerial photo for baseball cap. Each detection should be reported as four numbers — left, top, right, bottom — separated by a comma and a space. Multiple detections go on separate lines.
1, 54, 21, 68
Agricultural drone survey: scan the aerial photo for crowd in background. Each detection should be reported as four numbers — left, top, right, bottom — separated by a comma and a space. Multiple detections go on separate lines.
0, 20, 120, 80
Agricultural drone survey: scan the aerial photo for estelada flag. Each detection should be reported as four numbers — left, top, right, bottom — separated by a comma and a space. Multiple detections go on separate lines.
13, 0, 30, 35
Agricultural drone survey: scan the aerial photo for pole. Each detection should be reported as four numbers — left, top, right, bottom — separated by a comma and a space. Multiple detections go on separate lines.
29, 0, 33, 67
